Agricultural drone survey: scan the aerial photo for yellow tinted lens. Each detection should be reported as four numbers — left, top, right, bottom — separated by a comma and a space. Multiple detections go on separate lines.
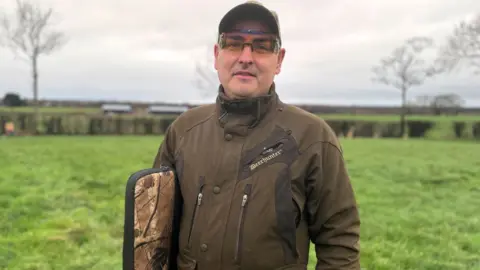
222, 33, 276, 54
224, 37, 245, 51
252, 39, 273, 53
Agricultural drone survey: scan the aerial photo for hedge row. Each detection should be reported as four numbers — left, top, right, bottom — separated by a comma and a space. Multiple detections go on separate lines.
0, 112, 479, 140
0, 113, 175, 136
329, 120, 480, 140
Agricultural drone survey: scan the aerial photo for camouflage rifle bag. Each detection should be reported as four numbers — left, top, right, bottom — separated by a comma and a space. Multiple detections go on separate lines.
122, 166, 182, 270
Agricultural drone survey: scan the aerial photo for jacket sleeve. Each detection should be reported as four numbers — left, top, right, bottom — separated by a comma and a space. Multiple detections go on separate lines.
152, 125, 177, 170
305, 140, 361, 270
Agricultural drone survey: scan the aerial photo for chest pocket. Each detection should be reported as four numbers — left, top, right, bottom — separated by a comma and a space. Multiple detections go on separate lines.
248, 140, 285, 170
238, 131, 298, 181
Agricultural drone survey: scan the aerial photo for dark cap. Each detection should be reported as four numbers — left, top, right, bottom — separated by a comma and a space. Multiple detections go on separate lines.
218, 1, 281, 45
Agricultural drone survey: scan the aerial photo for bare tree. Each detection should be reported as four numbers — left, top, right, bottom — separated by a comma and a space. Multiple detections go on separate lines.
409, 93, 465, 115
413, 94, 434, 108
371, 36, 443, 137
0, 0, 68, 129
192, 45, 218, 98
430, 93, 466, 115
436, 13, 480, 75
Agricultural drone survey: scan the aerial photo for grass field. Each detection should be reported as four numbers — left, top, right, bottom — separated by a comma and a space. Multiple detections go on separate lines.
0, 136, 479, 270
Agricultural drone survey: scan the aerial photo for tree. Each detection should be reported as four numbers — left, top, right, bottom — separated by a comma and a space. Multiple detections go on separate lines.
430, 93, 465, 115
437, 13, 480, 75
408, 93, 465, 115
412, 94, 434, 108
2, 92, 26, 106
371, 36, 443, 137
0, 0, 67, 129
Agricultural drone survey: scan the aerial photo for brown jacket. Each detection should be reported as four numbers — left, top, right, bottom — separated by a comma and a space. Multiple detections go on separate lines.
153, 85, 360, 270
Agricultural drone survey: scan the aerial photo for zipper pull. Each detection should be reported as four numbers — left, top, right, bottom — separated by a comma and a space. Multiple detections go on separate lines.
242, 184, 252, 207
262, 147, 273, 155
241, 194, 248, 207
197, 193, 203, 206
196, 176, 205, 206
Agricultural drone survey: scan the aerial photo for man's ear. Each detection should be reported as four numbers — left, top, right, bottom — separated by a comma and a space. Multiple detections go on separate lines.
214, 44, 220, 71
275, 48, 286, 75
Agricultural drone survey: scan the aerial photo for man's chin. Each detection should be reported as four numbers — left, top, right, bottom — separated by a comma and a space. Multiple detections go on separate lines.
227, 88, 258, 99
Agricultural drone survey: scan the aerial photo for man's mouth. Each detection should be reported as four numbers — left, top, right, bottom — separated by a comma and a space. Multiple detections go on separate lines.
234, 71, 255, 77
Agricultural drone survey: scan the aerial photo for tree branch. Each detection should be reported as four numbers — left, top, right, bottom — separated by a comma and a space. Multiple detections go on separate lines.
436, 13, 480, 75
371, 36, 441, 91
0, 0, 67, 60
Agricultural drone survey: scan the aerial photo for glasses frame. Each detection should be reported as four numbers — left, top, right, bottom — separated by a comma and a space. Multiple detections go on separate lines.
217, 29, 281, 54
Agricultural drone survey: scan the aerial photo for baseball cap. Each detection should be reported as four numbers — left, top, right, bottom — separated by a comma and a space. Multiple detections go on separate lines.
218, 1, 282, 46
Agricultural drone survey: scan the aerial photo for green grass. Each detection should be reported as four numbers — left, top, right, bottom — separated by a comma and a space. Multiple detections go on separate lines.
0, 136, 479, 270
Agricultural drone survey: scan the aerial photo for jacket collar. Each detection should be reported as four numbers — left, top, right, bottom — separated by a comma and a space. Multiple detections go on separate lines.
215, 83, 278, 136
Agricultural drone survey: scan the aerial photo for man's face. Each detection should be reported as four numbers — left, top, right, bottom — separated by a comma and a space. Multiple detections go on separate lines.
214, 20, 286, 99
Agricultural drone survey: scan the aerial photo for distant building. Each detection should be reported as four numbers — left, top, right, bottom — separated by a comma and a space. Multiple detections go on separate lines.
101, 103, 132, 115
147, 104, 189, 115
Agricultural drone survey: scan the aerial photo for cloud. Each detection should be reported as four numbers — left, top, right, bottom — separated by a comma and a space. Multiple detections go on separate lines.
0, 0, 479, 106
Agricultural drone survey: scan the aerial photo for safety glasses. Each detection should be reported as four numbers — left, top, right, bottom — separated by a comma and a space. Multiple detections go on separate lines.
218, 29, 281, 55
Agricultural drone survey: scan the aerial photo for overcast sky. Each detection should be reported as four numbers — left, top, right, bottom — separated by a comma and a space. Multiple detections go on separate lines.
0, 0, 479, 106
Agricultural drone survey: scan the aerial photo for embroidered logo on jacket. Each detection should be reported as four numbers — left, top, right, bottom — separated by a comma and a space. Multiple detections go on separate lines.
249, 149, 283, 171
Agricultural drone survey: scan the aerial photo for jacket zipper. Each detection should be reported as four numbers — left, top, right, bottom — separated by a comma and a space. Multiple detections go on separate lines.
187, 176, 205, 249
219, 111, 228, 120
234, 184, 252, 264
261, 142, 284, 156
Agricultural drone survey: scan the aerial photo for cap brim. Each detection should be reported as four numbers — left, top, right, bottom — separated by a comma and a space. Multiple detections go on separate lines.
218, 3, 279, 36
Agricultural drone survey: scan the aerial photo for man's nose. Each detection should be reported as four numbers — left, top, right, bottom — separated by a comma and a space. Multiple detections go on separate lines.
238, 45, 254, 63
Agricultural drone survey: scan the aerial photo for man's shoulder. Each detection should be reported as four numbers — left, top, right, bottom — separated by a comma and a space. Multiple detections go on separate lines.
277, 103, 340, 150
168, 103, 216, 135
279, 103, 333, 130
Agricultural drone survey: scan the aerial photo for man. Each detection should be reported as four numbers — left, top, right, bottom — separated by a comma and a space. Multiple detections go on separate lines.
153, 1, 360, 269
